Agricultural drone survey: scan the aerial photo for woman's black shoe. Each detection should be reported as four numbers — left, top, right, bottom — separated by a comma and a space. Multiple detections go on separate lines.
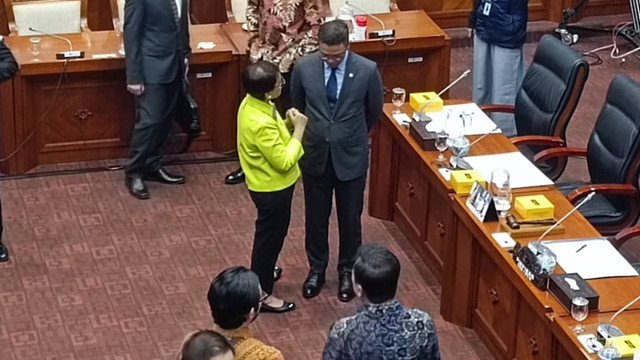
273, 266, 282, 281
261, 301, 296, 314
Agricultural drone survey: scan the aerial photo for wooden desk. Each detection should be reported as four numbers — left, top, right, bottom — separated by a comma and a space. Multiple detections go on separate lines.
221, 10, 451, 103
369, 102, 640, 359
1, 24, 240, 174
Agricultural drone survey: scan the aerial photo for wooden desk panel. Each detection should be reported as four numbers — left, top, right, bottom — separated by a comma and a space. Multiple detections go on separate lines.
2, 25, 239, 174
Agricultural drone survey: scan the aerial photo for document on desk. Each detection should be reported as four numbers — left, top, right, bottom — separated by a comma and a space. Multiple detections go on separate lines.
542, 238, 639, 279
464, 152, 554, 188
424, 103, 502, 135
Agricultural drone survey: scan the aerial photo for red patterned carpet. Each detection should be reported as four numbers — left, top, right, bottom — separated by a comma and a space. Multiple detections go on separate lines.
1, 19, 640, 360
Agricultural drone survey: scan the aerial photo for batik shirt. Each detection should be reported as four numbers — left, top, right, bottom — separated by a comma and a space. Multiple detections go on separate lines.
246, 0, 326, 73
322, 300, 441, 360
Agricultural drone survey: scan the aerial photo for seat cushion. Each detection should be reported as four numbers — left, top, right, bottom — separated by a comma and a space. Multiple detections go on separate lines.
556, 181, 625, 227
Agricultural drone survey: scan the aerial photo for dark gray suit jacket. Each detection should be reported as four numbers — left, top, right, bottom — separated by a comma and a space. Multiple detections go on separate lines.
124, 0, 191, 85
290, 52, 384, 181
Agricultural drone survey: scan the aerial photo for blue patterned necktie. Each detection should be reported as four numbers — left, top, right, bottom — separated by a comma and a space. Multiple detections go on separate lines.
326, 67, 338, 112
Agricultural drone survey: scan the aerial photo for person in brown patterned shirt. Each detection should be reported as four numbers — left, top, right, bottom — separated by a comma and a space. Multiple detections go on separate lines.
225, 0, 327, 185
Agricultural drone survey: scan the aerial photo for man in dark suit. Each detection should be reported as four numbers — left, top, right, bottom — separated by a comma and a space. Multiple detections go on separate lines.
123, 0, 191, 199
290, 21, 384, 302
0, 37, 18, 262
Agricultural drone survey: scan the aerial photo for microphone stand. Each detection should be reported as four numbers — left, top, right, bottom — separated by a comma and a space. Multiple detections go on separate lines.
414, 69, 471, 122
597, 293, 640, 341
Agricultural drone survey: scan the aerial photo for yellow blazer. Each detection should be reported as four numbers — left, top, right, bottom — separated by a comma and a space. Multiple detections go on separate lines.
220, 327, 284, 360
237, 95, 304, 192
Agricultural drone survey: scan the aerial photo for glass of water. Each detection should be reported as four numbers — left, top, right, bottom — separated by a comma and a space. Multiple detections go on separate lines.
113, 19, 125, 55
435, 130, 448, 162
391, 87, 406, 114
571, 297, 589, 334
490, 168, 511, 218
29, 37, 41, 60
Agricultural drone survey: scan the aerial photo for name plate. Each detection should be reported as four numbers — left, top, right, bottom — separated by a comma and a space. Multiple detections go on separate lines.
466, 181, 498, 223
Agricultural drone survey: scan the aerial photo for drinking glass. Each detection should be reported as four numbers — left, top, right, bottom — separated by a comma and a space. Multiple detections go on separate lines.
29, 37, 41, 60
490, 168, 511, 218
571, 297, 589, 334
435, 130, 448, 162
597, 345, 621, 359
449, 136, 470, 168
113, 19, 125, 55
391, 88, 406, 114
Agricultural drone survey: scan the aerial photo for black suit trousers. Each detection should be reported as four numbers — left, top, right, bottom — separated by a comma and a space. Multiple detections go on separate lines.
126, 75, 181, 177
249, 185, 295, 295
303, 157, 366, 275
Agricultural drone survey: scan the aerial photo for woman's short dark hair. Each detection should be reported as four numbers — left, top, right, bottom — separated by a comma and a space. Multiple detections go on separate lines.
353, 244, 401, 304
242, 61, 280, 100
180, 330, 234, 360
319, 20, 349, 47
207, 266, 261, 330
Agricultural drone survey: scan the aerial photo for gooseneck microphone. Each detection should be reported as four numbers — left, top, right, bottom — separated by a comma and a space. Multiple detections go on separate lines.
28, 27, 84, 59
597, 293, 640, 341
537, 190, 596, 242
414, 69, 471, 122
345, 1, 395, 38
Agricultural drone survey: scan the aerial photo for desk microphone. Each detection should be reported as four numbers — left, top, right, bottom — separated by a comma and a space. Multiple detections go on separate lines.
28, 27, 84, 60
345, 1, 395, 39
597, 293, 640, 341
413, 69, 471, 122
536, 189, 596, 243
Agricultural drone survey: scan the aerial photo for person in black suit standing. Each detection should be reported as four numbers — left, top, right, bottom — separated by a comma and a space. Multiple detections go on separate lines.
290, 21, 384, 302
0, 37, 18, 263
123, 0, 191, 199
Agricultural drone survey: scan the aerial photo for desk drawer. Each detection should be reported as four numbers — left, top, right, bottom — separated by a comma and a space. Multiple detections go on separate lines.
394, 150, 428, 247
515, 301, 552, 360
425, 186, 450, 277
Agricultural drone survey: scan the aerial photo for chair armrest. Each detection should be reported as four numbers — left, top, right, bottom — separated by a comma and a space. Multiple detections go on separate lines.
612, 226, 640, 249
479, 104, 515, 114
511, 135, 565, 147
533, 147, 587, 164
566, 184, 638, 203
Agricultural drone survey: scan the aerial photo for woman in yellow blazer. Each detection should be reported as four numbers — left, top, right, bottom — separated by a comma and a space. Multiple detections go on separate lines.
237, 61, 307, 313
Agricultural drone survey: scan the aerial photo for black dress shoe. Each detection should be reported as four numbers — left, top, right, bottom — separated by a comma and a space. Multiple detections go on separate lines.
261, 300, 296, 314
0, 242, 9, 262
225, 168, 245, 185
273, 266, 282, 282
338, 272, 356, 302
126, 176, 150, 200
302, 272, 325, 299
145, 168, 186, 184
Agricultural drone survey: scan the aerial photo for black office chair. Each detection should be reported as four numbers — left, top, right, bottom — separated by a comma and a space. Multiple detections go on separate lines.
481, 35, 589, 181
534, 74, 640, 236
611, 226, 640, 273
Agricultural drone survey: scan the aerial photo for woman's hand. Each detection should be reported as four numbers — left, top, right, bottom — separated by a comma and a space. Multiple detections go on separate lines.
287, 108, 308, 142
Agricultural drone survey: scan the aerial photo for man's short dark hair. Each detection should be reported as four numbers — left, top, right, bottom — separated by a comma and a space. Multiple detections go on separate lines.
319, 20, 349, 47
207, 266, 261, 330
242, 61, 280, 100
180, 329, 234, 360
353, 244, 401, 303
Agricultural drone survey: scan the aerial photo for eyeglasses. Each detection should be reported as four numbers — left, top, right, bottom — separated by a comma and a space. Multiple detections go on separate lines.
321, 53, 346, 62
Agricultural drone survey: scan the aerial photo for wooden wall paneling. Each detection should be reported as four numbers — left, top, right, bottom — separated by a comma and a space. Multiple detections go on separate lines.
190, 0, 228, 24
88, 0, 113, 31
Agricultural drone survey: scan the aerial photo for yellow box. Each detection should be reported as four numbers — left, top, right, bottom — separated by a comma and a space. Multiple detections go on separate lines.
450, 170, 486, 195
605, 334, 640, 357
514, 195, 555, 220
409, 92, 444, 113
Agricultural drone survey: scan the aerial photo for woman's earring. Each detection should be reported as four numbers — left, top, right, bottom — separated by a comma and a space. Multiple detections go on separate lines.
266, 93, 272, 100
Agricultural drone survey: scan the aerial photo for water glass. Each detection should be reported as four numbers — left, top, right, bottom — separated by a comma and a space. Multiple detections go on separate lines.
435, 130, 448, 162
571, 297, 589, 334
597, 345, 621, 359
29, 37, 41, 59
490, 168, 511, 218
113, 19, 125, 55
391, 88, 406, 114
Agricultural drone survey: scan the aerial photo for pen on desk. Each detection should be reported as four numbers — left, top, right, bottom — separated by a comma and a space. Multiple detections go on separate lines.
575, 244, 587, 253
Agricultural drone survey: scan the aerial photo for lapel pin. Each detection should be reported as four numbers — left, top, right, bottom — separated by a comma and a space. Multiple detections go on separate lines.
349, 73, 354, 78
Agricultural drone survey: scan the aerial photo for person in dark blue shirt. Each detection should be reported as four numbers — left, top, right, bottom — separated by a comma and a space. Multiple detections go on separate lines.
322, 244, 441, 360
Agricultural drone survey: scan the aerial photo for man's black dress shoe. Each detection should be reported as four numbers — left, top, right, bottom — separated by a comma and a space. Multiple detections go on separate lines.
261, 300, 296, 314
273, 266, 282, 282
0, 242, 9, 262
225, 168, 245, 185
126, 176, 150, 200
302, 272, 325, 299
145, 168, 186, 184
338, 272, 356, 302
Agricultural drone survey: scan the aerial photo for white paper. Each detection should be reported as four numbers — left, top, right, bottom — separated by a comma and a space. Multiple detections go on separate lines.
634, 350, 640, 360
438, 168, 451, 181
197, 42, 216, 50
492, 232, 516, 248
392, 113, 412, 126
542, 238, 639, 279
577, 334, 600, 354
464, 152, 554, 189
420, 103, 502, 135
92, 53, 117, 59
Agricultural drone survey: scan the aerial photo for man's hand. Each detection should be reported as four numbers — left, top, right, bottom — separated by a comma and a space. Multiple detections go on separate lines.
127, 84, 145, 96
467, 28, 474, 38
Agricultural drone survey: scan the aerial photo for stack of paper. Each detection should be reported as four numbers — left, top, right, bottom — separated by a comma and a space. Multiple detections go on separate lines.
422, 103, 501, 135
463, 152, 554, 188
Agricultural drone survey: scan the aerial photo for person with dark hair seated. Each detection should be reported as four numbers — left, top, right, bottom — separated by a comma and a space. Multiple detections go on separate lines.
207, 266, 284, 360
235, 61, 307, 314
179, 329, 234, 360
322, 244, 441, 360
0, 37, 19, 263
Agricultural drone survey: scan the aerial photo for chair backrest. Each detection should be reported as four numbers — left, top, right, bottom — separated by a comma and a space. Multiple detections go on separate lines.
329, 0, 392, 16
515, 35, 589, 141
3, 0, 88, 36
109, 0, 125, 31
225, 0, 247, 23
587, 74, 640, 222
